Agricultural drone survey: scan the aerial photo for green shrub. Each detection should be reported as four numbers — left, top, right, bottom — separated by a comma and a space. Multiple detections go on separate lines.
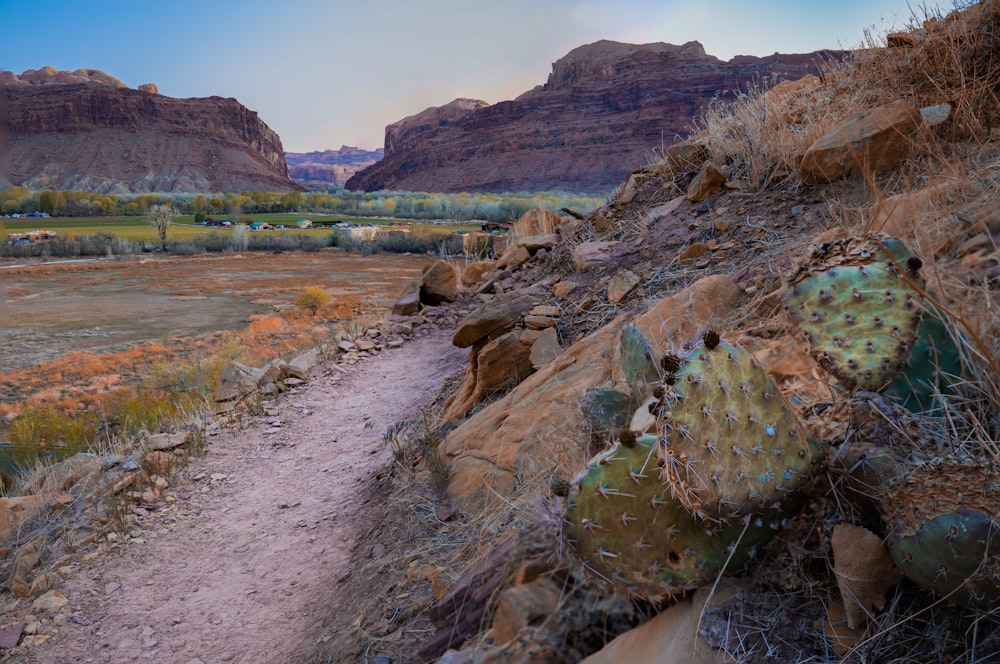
296, 287, 329, 316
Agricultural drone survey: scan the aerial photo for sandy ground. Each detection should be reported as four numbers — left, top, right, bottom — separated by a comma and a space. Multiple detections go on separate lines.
25, 328, 468, 664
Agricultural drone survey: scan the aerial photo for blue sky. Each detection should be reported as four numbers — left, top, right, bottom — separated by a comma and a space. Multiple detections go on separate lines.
0, 0, 920, 152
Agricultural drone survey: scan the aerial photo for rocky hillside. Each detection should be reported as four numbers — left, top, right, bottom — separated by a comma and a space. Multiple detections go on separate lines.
285, 145, 384, 188
346, 40, 842, 194
0, 67, 303, 194
329, 2, 1000, 661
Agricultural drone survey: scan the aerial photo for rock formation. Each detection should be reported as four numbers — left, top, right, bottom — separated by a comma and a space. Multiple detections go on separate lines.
285, 145, 384, 188
1, 67, 302, 194
347, 40, 843, 194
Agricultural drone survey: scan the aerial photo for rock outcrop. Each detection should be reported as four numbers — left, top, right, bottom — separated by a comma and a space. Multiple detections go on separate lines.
1, 67, 303, 194
285, 145, 384, 188
347, 40, 842, 194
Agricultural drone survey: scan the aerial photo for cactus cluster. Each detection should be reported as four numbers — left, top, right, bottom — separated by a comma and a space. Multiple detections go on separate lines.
654, 335, 818, 520
567, 233, 982, 610
784, 236, 998, 608
562, 433, 787, 600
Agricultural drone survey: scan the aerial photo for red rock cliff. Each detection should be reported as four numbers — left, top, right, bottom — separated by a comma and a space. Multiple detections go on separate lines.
1, 67, 302, 194
347, 40, 842, 194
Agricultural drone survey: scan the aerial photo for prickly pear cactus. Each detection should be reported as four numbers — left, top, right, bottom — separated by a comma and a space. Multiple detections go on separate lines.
620, 324, 659, 402
656, 333, 818, 521
883, 307, 963, 412
562, 433, 786, 601
884, 460, 1000, 607
582, 386, 632, 435
784, 253, 926, 392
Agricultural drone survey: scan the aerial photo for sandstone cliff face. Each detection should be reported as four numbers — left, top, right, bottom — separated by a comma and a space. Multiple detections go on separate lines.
1, 67, 302, 194
285, 146, 384, 188
347, 40, 842, 194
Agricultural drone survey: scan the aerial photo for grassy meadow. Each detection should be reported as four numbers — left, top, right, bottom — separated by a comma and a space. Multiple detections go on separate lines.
1, 213, 483, 244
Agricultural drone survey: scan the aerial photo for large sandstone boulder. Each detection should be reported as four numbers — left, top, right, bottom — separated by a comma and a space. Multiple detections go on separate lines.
441, 275, 742, 513
420, 260, 459, 305
443, 332, 535, 420
453, 293, 537, 348
440, 322, 620, 510
799, 101, 923, 184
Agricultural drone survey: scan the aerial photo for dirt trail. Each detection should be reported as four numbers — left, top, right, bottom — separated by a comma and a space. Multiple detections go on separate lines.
29, 329, 468, 664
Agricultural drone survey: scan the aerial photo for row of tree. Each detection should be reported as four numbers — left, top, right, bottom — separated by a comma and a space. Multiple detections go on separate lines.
0, 187, 606, 223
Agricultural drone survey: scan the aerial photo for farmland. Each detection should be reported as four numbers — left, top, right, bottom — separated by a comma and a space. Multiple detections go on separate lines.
1, 213, 482, 244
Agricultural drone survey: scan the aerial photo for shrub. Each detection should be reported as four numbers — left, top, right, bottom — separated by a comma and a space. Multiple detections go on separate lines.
296, 287, 329, 316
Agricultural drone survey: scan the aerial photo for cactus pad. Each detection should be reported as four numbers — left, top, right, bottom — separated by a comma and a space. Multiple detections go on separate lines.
884, 460, 1000, 607
582, 386, 632, 435
883, 307, 963, 412
784, 258, 925, 391
656, 337, 818, 520
620, 324, 659, 402
563, 434, 786, 601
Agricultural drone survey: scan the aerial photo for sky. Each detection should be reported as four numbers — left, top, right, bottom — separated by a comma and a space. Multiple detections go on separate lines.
1, 0, 922, 153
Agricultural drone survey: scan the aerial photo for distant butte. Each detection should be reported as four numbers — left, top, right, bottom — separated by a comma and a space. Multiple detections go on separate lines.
1, 67, 302, 194
347, 40, 844, 194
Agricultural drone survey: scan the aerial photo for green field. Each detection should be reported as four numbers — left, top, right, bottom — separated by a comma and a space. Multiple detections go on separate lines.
1, 213, 483, 243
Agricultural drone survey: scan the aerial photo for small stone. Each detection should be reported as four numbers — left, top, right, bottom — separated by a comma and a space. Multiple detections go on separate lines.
31, 590, 68, 613
0, 622, 24, 649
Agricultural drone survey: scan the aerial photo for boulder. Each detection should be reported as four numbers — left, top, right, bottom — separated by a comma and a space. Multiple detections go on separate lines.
441, 322, 620, 510
146, 431, 191, 451
799, 101, 923, 184
496, 245, 531, 269
453, 293, 537, 348
22, 453, 101, 495
516, 234, 558, 253
460, 261, 495, 287
529, 328, 562, 368
420, 260, 459, 305
651, 140, 708, 178
442, 332, 535, 420
552, 281, 577, 297
581, 582, 736, 664
488, 577, 563, 645
607, 269, 641, 304
212, 362, 257, 403
686, 161, 727, 202
573, 241, 618, 272
391, 282, 421, 316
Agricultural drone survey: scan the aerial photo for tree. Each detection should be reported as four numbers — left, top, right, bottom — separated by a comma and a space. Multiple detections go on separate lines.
38, 190, 66, 216
150, 204, 173, 251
